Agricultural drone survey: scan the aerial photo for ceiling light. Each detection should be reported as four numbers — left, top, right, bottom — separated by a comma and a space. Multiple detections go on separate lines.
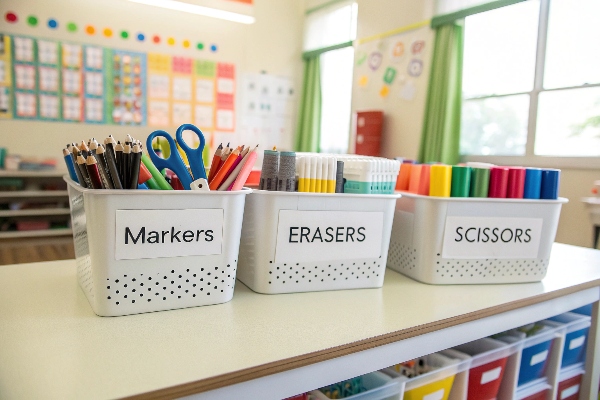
128, 0, 255, 24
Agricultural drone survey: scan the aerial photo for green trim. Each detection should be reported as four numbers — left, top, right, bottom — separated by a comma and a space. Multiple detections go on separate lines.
306, 0, 349, 15
431, 0, 526, 28
302, 40, 353, 60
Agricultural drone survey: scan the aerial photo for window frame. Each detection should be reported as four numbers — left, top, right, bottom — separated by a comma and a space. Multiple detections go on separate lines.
461, 0, 600, 169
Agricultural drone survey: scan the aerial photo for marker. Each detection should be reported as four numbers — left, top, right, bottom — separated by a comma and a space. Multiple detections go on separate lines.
470, 167, 490, 198
540, 169, 560, 200
396, 163, 412, 191
429, 165, 452, 197
450, 166, 471, 197
141, 153, 173, 190
488, 167, 509, 198
417, 164, 431, 196
523, 168, 542, 199
507, 167, 526, 198
407, 165, 422, 193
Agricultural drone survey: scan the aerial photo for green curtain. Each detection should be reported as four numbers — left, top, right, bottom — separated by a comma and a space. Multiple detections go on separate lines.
419, 22, 464, 164
295, 56, 322, 152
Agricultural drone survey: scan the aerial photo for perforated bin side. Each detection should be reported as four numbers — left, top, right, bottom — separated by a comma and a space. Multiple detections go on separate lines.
65, 177, 250, 316
237, 190, 400, 294
387, 193, 567, 285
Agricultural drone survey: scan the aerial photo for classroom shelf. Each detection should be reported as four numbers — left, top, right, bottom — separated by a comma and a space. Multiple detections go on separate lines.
0, 243, 598, 400
0, 208, 71, 217
0, 170, 68, 178
0, 190, 69, 198
0, 228, 73, 239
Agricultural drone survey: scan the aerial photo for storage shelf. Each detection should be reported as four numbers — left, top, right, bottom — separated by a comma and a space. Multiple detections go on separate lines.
0, 228, 72, 239
0, 208, 71, 217
0, 190, 68, 198
0, 170, 67, 178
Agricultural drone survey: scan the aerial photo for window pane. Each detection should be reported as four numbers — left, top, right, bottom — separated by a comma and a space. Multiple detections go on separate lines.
462, 1, 539, 98
535, 87, 600, 156
320, 46, 354, 153
304, 2, 357, 51
461, 95, 529, 155
544, 0, 600, 89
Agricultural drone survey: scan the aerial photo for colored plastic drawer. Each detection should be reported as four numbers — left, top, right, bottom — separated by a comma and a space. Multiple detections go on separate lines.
452, 338, 520, 400
547, 312, 591, 368
311, 371, 403, 400
516, 382, 552, 400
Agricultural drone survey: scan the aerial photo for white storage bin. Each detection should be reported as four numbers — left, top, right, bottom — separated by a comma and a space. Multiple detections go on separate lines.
237, 190, 400, 294
65, 177, 251, 316
387, 193, 567, 284
310, 371, 405, 400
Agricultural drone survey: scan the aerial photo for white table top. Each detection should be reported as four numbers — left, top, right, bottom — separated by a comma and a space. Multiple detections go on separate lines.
1, 243, 599, 399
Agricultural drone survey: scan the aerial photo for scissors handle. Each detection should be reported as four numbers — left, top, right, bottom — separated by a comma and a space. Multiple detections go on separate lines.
175, 123, 207, 181
146, 130, 192, 189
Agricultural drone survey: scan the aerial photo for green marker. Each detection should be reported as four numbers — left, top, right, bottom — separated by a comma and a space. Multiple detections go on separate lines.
141, 154, 173, 190
451, 166, 472, 197
470, 167, 490, 198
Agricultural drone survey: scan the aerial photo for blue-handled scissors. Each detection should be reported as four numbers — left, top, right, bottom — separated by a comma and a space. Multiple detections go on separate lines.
146, 123, 207, 190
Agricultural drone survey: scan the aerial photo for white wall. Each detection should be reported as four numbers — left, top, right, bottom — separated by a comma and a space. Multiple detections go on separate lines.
0, 0, 304, 158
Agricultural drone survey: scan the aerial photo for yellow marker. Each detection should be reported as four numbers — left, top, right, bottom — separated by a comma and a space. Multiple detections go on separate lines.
429, 164, 452, 197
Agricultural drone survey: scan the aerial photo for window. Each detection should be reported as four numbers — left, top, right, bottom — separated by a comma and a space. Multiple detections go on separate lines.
460, 0, 600, 165
304, 1, 357, 153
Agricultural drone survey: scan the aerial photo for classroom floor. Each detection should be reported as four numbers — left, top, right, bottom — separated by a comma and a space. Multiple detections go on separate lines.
0, 237, 75, 265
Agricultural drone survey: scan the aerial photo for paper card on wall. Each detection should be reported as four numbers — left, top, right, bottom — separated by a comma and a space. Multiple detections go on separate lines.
195, 60, 216, 78
194, 104, 214, 128
172, 56, 192, 74
148, 53, 171, 73
39, 94, 59, 119
85, 72, 103, 96
408, 59, 423, 77
195, 78, 214, 103
37, 40, 59, 65
390, 41, 405, 63
379, 85, 390, 98
217, 78, 234, 94
38, 67, 59, 92
85, 46, 103, 70
62, 44, 82, 68
358, 75, 369, 88
172, 102, 192, 126
383, 67, 397, 84
148, 74, 170, 99
63, 96, 82, 121
356, 51, 367, 66
216, 109, 234, 130
0, 86, 10, 114
148, 100, 170, 126
399, 81, 416, 101
217, 62, 235, 79
14, 65, 36, 90
0, 60, 6, 82
15, 92, 36, 117
411, 40, 425, 55
368, 51, 383, 71
14, 37, 34, 62
63, 69, 81, 94
85, 98, 103, 122
172, 76, 192, 101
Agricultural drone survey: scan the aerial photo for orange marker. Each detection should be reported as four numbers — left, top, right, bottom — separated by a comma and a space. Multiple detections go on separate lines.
210, 147, 240, 190
407, 165, 423, 193
417, 165, 431, 195
396, 163, 412, 191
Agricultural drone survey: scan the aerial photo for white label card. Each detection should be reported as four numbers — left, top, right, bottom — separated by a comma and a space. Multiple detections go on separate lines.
115, 209, 223, 260
480, 366, 502, 384
442, 217, 543, 259
569, 335, 585, 350
423, 389, 444, 400
561, 384, 579, 399
274, 210, 383, 264
530, 350, 548, 366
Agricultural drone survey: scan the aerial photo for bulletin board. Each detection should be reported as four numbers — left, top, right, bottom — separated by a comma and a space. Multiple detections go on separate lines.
0, 32, 235, 130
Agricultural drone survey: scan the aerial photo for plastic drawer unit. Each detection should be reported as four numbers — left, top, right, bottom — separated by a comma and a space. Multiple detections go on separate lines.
556, 366, 585, 400
310, 371, 404, 400
546, 312, 591, 368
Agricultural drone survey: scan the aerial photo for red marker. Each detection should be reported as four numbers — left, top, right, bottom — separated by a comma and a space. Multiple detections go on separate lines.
488, 167, 509, 198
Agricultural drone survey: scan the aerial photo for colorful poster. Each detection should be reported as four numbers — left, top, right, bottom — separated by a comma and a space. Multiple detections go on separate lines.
147, 53, 172, 127
12, 36, 37, 119
109, 50, 146, 125
61, 42, 83, 122
83, 45, 105, 123
38, 39, 61, 121
215, 62, 235, 132
0, 34, 13, 118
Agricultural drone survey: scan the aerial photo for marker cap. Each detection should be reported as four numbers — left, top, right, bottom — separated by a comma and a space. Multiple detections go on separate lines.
523, 168, 542, 199
506, 167, 526, 198
450, 166, 471, 198
488, 167, 509, 198
540, 168, 560, 199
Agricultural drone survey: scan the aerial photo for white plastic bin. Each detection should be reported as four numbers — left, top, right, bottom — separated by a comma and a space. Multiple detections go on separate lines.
237, 190, 400, 294
545, 312, 591, 368
310, 371, 404, 400
387, 193, 567, 284
65, 177, 251, 316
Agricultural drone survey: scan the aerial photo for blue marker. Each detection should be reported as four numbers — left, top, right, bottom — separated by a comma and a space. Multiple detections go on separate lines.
540, 169, 560, 200
523, 168, 542, 199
